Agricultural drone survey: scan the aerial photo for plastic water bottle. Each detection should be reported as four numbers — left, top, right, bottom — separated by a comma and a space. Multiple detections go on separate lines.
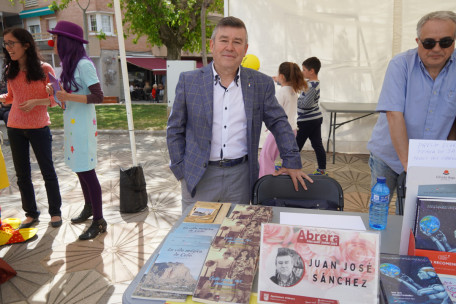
369, 177, 390, 230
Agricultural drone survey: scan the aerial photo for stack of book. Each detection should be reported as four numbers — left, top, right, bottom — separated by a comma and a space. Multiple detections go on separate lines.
193, 204, 273, 304
380, 254, 451, 304
132, 202, 231, 302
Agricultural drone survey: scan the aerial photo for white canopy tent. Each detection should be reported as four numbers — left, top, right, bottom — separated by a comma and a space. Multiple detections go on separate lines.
226, 0, 456, 153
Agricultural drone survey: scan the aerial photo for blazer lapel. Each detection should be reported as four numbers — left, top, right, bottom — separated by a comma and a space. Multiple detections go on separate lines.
241, 67, 254, 137
201, 64, 214, 127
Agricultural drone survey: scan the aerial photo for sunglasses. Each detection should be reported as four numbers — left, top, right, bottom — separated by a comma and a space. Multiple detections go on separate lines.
419, 37, 455, 50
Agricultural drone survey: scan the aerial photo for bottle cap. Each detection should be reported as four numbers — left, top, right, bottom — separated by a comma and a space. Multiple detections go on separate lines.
377, 177, 386, 183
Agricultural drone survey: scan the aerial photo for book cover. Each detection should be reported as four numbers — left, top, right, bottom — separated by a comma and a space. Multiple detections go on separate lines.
172, 222, 220, 239
414, 199, 456, 252
193, 205, 273, 304
184, 202, 224, 224
132, 284, 188, 302
258, 223, 379, 304
380, 254, 450, 304
141, 243, 211, 294
438, 274, 456, 303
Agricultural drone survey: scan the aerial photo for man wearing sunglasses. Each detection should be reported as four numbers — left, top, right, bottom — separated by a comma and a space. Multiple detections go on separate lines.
368, 11, 456, 210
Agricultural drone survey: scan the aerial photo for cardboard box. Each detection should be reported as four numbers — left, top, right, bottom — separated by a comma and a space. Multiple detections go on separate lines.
408, 230, 456, 275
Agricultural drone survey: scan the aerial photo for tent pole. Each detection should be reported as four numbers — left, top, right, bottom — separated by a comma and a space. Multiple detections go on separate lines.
113, 0, 138, 166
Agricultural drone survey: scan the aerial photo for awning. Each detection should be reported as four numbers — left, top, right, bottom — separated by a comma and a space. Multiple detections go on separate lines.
19, 7, 55, 19
126, 57, 205, 74
126, 57, 167, 72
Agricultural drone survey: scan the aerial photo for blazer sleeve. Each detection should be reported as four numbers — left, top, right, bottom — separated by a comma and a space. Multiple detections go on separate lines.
166, 72, 187, 180
262, 77, 302, 169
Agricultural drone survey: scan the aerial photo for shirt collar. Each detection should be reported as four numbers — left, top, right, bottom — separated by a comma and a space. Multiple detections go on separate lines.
212, 64, 240, 88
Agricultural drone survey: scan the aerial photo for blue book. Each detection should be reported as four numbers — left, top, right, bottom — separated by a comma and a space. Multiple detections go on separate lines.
414, 199, 456, 252
380, 254, 450, 304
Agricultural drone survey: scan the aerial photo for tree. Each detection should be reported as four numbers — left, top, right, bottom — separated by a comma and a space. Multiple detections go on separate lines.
121, 0, 223, 60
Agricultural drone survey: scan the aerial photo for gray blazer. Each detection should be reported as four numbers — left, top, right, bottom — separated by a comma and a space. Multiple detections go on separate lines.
166, 63, 302, 198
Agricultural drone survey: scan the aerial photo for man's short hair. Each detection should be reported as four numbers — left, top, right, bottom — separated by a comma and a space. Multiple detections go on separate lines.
302, 57, 321, 75
211, 16, 248, 44
416, 11, 456, 38
276, 247, 294, 261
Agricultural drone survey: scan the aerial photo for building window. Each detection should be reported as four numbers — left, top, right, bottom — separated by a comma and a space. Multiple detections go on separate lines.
89, 15, 97, 32
24, 0, 38, 7
101, 15, 112, 33
29, 25, 40, 34
88, 14, 114, 36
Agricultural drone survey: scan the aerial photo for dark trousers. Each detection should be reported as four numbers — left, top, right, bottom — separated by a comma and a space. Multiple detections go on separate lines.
296, 117, 326, 170
77, 169, 103, 220
7, 126, 62, 218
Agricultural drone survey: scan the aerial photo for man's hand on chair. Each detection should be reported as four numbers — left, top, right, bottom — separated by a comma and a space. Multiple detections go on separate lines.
273, 168, 313, 191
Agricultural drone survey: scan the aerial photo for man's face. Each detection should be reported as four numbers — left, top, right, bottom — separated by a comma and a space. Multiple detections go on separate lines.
210, 26, 248, 73
276, 255, 293, 277
416, 19, 456, 72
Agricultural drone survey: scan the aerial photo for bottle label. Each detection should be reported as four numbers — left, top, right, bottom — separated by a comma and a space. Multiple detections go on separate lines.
372, 194, 389, 203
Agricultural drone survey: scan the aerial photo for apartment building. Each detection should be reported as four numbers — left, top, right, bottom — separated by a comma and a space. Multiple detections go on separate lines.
1, 0, 213, 100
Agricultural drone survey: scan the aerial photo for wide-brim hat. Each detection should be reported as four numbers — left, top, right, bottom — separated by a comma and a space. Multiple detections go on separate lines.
48, 21, 88, 44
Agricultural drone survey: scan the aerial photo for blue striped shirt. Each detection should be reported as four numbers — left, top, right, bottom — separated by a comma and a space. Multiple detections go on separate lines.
297, 80, 322, 122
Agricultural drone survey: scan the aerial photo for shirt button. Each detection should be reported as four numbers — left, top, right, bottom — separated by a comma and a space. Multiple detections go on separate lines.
426, 128, 430, 131
224, 125, 227, 128
434, 91, 437, 95
225, 107, 227, 110
223, 144, 226, 147
203, 163, 207, 168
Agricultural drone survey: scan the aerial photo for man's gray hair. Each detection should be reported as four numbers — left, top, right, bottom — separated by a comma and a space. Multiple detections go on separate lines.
211, 16, 248, 44
417, 11, 456, 38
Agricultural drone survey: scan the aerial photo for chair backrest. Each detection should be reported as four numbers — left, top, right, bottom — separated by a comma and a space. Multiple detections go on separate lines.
396, 171, 407, 216
252, 175, 344, 211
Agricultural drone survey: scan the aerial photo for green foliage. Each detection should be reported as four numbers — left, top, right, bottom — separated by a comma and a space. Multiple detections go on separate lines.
121, 0, 223, 59
48, 104, 168, 130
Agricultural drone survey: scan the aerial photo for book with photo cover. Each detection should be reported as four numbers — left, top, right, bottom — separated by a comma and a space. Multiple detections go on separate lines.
192, 205, 273, 304
141, 239, 212, 294
132, 257, 188, 302
380, 254, 450, 304
184, 202, 231, 224
258, 223, 379, 304
414, 199, 456, 252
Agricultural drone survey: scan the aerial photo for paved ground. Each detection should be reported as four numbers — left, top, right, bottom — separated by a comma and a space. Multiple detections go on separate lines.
0, 127, 377, 304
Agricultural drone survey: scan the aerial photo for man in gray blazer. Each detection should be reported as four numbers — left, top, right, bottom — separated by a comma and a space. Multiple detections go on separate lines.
167, 16, 312, 212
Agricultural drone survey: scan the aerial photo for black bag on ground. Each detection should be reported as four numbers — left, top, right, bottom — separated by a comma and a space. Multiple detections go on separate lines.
120, 166, 148, 213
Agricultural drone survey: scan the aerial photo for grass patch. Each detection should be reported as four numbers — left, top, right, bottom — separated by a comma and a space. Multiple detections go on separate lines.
48, 104, 168, 130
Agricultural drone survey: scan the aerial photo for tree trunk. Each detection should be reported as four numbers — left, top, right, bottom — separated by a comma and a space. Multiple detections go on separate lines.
201, 0, 207, 66
166, 44, 181, 60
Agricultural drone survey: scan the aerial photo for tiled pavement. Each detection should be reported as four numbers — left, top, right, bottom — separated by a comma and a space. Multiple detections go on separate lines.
0, 130, 382, 303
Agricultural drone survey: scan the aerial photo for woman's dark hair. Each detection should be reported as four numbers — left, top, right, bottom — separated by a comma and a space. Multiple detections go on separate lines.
2, 28, 45, 83
57, 34, 89, 92
278, 62, 307, 93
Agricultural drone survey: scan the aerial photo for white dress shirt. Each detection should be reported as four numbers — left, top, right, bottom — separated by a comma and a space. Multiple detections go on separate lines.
210, 65, 248, 161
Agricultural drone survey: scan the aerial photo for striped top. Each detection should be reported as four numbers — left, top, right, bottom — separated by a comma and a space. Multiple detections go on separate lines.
297, 80, 322, 122
0, 62, 57, 129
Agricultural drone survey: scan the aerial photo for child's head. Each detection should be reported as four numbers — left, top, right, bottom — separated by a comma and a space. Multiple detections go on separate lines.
278, 62, 307, 93
302, 57, 321, 79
